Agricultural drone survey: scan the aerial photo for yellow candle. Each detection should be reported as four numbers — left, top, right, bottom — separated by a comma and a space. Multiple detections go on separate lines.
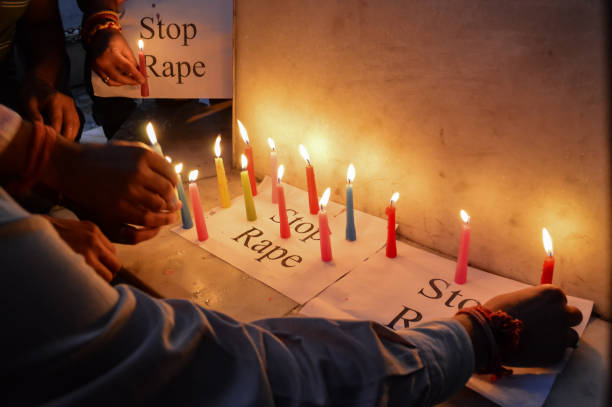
241, 154, 257, 221
214, 135, 231, 208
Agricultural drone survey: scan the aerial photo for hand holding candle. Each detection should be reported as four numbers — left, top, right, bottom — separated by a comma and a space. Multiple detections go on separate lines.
277, 164, 290, 238
146, 122, 163, 155
454, 210, 471, 284
174, 163, 193, 229
345, 163, 356, 241
386, 192, 399, 258
318, 187, 333, 262
240, 154, 257, 221
237, 120, 257, 196
214, 135, 231, 208
138, 39, 150, 97
188, 170, 208, 241
268, 138, 279, 203
540, 228, 555, 284
299, 144, 319, 215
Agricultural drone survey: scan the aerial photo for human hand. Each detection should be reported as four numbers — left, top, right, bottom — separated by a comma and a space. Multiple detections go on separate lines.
483, 285, 582, 366
20, 79, 80, 141
50, 141, 180, 229
90, 29, 145, 86
44, 216, 121, 281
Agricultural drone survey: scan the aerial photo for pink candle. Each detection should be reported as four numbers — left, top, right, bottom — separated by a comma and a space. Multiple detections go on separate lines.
237, 119, 257, 196
138, 40, 149, 97
299, 144, 319, 215
318, 187, 333, 262
188, 170, 208, 241
268, 138, 279, 203
540, 228, 555, 284
454, 210, 471, 284
386, 192, 399, 258
277, 165, 290, 238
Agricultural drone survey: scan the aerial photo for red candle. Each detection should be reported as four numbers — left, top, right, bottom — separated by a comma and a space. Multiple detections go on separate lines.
188, 170, 208, 241
138, 40, 149, 97
318, 187, 333, 262
299, 144, 319, 215
237, 120, 257, 196
540, 228, 555, 284
386, 192, 399, 258
268, 138, 279, 203
277, 165, 290, 238
454, 210, 471, 284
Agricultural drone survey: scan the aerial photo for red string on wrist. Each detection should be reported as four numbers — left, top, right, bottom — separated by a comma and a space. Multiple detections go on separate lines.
456, 305, 524, 381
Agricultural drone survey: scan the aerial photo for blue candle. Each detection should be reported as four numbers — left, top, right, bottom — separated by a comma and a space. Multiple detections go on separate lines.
175, 163, 193, 229
346, 164, 356, 241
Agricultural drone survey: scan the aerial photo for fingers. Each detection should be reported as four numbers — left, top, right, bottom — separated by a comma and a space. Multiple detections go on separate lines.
61, 102, 81, 141
119, 200, 178, 228
86, 255, 114, 282
117, 56, 145, 84
566, 305, 583, 326
98, 244, 122, 276
135, 185, 169, 212
119, 224, 161, 244
26, 97, 44, 123
146, 152, 179, 185
49, 100, 63, 135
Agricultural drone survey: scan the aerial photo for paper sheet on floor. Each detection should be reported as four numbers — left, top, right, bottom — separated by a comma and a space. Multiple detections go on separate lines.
300, 240, 593, 407
172, 177, 390, 303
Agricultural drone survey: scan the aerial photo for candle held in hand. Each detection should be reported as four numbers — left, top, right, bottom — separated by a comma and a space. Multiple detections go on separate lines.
237, 120, 257, 196
268, 138, 279, 203
188, 170, 208, 241
540, 228, 555, 284
240, 154, 257, 221
174, 163, 193, 229
318, 187, 333, 262
345, 163, 356, 241
138, 40, 150, 97
299, 144, 319, 215
454, 210, 471, 284
386, 192, 399, 258
277, 165, 290, 238
146, 122, 163, 155
214, 135, 231, 208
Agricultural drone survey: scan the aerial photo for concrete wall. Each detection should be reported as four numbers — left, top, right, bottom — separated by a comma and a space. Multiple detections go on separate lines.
233, 0, 610, 317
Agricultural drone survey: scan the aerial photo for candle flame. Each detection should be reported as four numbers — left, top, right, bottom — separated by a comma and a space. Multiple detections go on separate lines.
299, 144, 311, 165
214, 135, 221, 157
188, 169, 198, 182
237, 119, 249, 145
319, 187, 331, 209
268, 137, 276, 151
277, 164, 285, 182
390, 192, 400, 204
241, 154, 248, 170
542, 228, 554, 256
174, 163, 183, 174
146, 122, 157, 145
138, 39, 144, 50
460, 209, 470, 224
347, 163, 355, 183
165, 156, 172, 163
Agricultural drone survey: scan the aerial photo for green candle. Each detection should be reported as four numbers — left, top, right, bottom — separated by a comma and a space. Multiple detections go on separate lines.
241, 154, 257, 221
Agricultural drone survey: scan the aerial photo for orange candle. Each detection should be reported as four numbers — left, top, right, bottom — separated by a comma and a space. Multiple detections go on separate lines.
540, 228, 555, 284
299, 144, 318, 215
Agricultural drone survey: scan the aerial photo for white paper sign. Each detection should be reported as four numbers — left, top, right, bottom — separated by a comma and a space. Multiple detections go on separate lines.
172, 177, 391, 304
92, 0, 232, 98
300, 240, 593, 407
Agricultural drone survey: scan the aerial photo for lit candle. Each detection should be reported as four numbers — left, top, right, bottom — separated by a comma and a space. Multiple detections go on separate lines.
174, 163, 193, 229
237, 120, 257, 196
299, 144, 319, 215
146, 122, 163, 155
277, 164, 290, 238
346, 163, 356, 241
138, 39, 150, 97
454, 210, 471, 284
318, 187, 333, 262
240, 154, 257, 221
386, 192, 399, 258
165, 156, 179, 207
540, 228, 555, 284
188, 170, 208, 241
268, 137, 279, 203
213, 135, 231, 208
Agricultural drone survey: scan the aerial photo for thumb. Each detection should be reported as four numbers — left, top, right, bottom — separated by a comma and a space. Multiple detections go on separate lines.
27, 98, 44, 123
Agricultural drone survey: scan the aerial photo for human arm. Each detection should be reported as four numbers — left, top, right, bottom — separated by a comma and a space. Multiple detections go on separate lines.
16, 0, 80, 141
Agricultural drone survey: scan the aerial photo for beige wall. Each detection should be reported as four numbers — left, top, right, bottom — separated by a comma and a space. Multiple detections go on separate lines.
233, 0, 610, 317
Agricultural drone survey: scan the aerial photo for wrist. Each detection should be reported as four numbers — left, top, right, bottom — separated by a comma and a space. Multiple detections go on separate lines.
41, 137, 81, 192
453, 313, 490, 371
